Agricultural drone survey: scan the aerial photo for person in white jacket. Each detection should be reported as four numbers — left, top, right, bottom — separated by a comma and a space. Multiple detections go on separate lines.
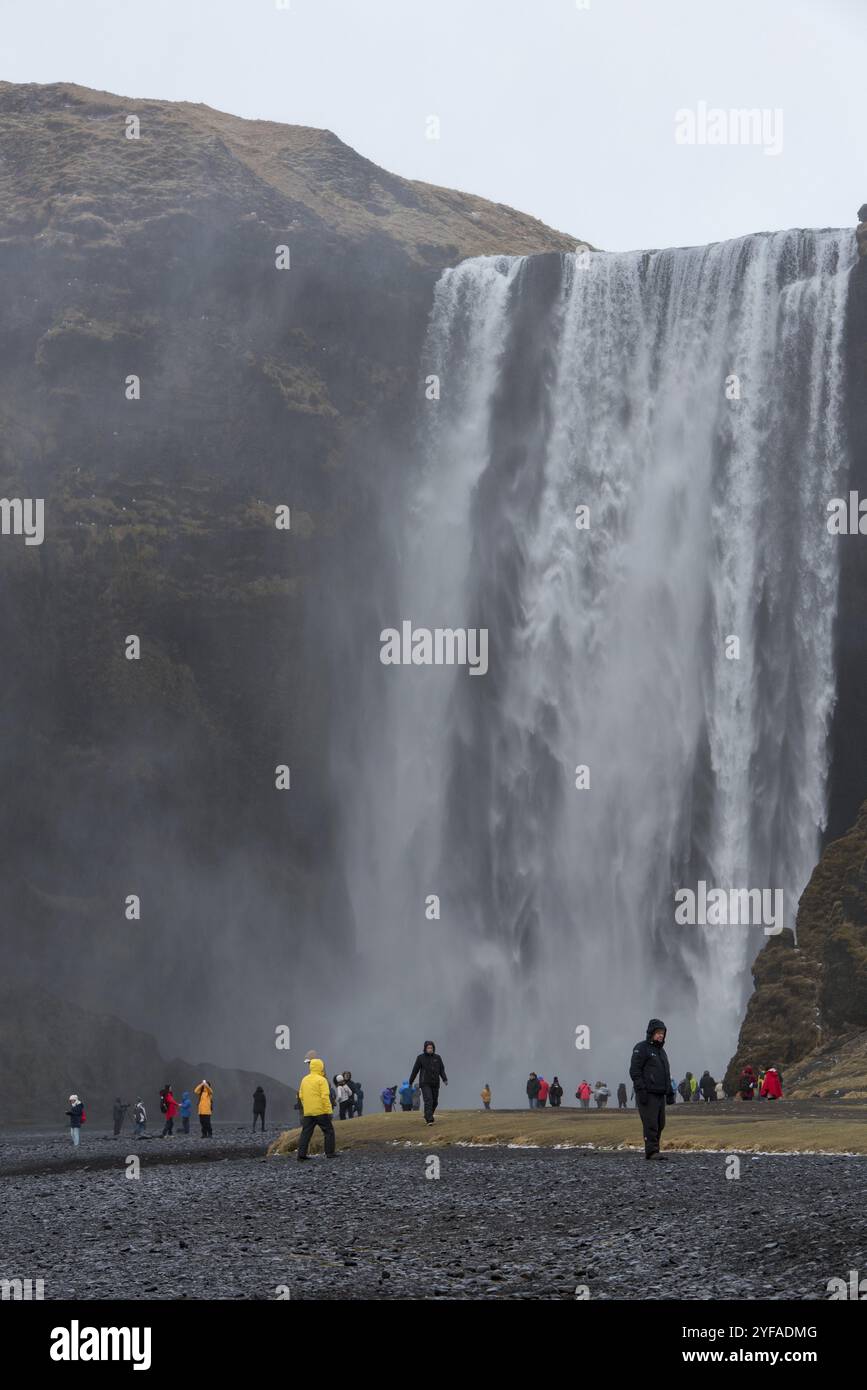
335, 1075, 353, 1119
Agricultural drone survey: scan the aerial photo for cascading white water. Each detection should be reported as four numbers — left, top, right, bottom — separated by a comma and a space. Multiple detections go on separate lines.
343, 230, 853, 1100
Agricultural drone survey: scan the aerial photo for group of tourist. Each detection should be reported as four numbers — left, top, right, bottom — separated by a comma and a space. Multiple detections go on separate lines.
736, 1064, 784, 1100
674, 1070, 723, 1102
64, 1080, 270, 1144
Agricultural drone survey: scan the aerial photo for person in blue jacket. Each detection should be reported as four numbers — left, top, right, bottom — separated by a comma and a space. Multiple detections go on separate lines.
398, 1080, 414, 1111
179, 1090, 193, 1135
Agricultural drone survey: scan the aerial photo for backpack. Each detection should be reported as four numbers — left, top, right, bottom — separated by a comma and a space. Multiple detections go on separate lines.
160, 1092, 168, 1114
80, 1108, 87, 1124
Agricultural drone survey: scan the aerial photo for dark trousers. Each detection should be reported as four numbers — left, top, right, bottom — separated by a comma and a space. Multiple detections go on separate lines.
339, 1101, 351, 1120
200, 1115, 212, 1137
253, 1111, 265, 1131
421, 1082, 440, 1122
638, 1093, 666, 1156
182, 1116, 190, 1134
161, 1117, 174, 1136
297, 1113, 336, 1158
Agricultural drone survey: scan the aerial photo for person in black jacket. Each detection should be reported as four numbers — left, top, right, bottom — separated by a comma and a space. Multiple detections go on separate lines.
548, 1076, 563, 1108
409, 1040, 448, 1124
629, 1017, 676, 1160
616, 1082, 628, 1110
252, 1086, 267, 1131
699, 1070, 716, 1103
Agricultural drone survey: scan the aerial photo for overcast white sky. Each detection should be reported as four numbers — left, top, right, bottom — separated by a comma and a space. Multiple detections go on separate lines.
2, 0, 864, 250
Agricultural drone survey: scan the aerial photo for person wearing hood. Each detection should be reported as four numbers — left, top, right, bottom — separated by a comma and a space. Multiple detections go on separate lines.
398, 1080, 414, 1111
409, 1040, 448, 1125
537, 1076, 550, 1107
381, 1084, 395, 1112
179, 1090, 193, 1134
133, 1098, 147, 1136
700, 1071, 716, 1103
194, 1079, 213, 1136
480, 1083, 492, 1110
112, 1098, 129, 1137
576, 1080, 592, 1109
66, 1094, 84, 1146
738, 1065, 757, 1101
617, 1082, 628, 1110
594, 1081, 610, 1109
160, 1085, 179, 1137
252, 1086, 267, 1131
296, 1057, 336, 1160
629, 1018, 675, 1160
548, 1077, 563, 1108
342, 1070, 357, 1118
760, 1066, 783, 1100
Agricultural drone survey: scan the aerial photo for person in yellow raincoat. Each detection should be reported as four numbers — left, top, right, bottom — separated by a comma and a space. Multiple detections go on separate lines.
296, 1058, 336, 1161
480, 1084, 492, 1110
194, 1079, 213, 1138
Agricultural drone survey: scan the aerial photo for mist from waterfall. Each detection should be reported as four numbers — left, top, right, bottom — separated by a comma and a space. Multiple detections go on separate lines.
338, 230, 853, 1103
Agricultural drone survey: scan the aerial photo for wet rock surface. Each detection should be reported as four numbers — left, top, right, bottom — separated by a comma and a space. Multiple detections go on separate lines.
1, 1132, 864, 1300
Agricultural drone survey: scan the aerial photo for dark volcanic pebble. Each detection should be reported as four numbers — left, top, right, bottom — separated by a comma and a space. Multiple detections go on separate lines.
1, 1132, 865, 1300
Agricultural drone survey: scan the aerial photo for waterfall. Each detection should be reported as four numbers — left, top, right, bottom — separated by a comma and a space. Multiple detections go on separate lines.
341, 230, 854, 1098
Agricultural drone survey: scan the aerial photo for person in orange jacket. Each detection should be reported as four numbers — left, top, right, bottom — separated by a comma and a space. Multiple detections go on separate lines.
194, 1079, 213, 1137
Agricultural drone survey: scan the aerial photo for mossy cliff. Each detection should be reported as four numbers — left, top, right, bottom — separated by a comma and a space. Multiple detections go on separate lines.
727, 802, 867, 1097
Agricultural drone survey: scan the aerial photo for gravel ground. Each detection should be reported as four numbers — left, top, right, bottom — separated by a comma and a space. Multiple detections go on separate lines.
2, 1129, 865, 1300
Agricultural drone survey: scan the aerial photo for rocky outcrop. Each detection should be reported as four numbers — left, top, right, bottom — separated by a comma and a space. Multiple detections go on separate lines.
856, 203, 867, 258
726, 803, 867, 1096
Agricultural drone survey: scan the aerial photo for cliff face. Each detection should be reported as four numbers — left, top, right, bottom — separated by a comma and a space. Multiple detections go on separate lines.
0, 82, 580, 1067
726, 803, 867, 1097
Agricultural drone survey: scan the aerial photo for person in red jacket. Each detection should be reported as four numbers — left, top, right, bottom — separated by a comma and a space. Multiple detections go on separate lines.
160, 1085, 179, 1137
537, 1076, 550, 1107
760, 1066, 783, 1100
